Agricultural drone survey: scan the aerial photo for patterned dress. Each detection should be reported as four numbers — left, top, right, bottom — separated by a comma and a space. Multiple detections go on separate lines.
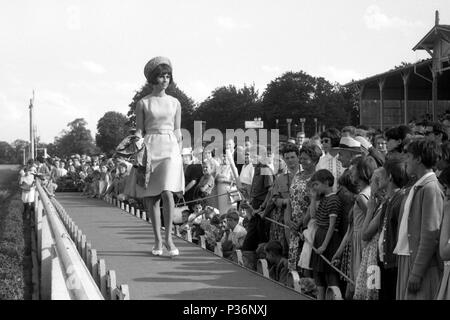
269, 172, 291, 253
288, 171, 312, 270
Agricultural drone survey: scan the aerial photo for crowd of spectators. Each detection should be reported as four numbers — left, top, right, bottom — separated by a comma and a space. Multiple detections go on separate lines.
17, 117, 450, 300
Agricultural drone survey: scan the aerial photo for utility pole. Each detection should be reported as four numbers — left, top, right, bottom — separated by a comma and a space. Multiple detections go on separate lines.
29, 90, 35, 161
34, 125, 38, 159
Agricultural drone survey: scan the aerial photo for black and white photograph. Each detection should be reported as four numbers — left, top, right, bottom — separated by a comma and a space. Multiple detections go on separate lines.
1, 0, 450, 307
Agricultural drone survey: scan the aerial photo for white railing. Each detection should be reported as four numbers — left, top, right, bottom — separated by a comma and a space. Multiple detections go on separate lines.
48, 188, 130, 300
33, 180, 103, 300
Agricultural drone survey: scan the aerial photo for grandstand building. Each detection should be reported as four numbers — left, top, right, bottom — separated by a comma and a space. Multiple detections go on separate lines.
348, 11, 450, 129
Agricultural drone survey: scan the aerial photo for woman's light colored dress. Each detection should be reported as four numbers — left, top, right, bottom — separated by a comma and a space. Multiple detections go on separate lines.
133, 95, 184, 197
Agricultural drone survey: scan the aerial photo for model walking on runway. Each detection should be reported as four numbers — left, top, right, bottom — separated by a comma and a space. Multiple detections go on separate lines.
134, 56, 185, 257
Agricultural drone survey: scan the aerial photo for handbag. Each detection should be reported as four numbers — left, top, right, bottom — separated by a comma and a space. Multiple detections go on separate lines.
227, 184, 243, 204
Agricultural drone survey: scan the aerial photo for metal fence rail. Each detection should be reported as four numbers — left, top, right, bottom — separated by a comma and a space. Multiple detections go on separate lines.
34, 180, 104, 300
49, 193, 130, 300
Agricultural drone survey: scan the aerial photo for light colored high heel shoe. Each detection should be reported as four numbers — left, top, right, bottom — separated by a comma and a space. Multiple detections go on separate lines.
151, 246, 163, 256
164, 243, 179, 257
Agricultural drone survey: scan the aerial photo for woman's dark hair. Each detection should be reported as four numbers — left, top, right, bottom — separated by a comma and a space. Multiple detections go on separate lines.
320, 128, 341, 148
385, 125, 412, 141
383, 156, 409, 188
431, 122, 449, 141
299, 143, 323, 165
438, 166, 450, 188
354, 156, 378, 185
311, 169, 334, 187
210, 215, 221, 226
146, 64, 173, 85
226, 210, 240, 222
264, 240, 283, 256
440, 141, 450, 164
406, 138, 442, 169
281, 142, 299, 157
338, 169, 358, 194
384, 125, 413, 153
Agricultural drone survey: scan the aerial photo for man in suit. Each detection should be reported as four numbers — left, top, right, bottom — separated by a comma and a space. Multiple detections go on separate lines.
394, 138, 443, 300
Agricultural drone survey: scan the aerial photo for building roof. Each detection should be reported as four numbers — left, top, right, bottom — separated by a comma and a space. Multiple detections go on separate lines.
412, 25, 450, 51
344, 58, 432, 87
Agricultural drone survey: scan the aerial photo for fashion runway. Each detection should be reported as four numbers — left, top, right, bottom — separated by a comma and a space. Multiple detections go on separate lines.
56, 193, 309, 300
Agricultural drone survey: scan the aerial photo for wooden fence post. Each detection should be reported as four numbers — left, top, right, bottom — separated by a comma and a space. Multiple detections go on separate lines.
98, 259, 107, 298
107, 270, 117, 300
257, 259, 270, 278
90, 249, 98, 281
214, 244, 223, 257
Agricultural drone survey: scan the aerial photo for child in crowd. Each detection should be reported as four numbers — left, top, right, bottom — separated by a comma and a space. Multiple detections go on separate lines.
437, 166, 450, 300
179, 209, 193, 239
88, 170, 101, 198
82, 167, 94, 195
332, 156, 377, 298
203, 215, 226, 252
20, 164, 36, 219
297, 180, 317, 278
265, 240, 290, 286
308, 169, 343, 300
104, 162, 129, 199
98, 164, 111, 199
358, 156, 407, 300
350, 157, 377, 288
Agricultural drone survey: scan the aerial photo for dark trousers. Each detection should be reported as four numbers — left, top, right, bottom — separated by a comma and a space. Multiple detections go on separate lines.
23, 202, 34, 219
378, 260, 397, 300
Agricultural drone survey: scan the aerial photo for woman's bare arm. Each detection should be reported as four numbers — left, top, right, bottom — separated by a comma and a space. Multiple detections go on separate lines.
135, 100, 145, 138
174, 100, 182, 150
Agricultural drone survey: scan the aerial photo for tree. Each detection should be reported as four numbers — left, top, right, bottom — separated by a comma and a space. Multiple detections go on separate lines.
261, 71, 358, 136
96, 111, 130, 155
0, 141, 15, 164
11, 139, 30, 163
261, 71, 316, 134
193, 84, 261, 132
127, 82, 196, 134
53, 118, 98, 157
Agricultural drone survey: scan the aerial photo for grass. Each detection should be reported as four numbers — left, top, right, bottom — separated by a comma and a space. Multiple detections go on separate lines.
0, 167, 32, 300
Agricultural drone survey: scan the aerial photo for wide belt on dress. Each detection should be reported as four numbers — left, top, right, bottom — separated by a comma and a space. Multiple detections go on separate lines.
146, 129, 174, 135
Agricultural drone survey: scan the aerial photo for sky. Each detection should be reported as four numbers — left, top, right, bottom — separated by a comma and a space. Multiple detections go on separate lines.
0, 0, 448, 144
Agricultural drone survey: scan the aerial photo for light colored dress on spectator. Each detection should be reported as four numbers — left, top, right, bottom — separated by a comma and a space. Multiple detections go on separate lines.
351, 186, 371, 282
20, 173, 36, 203
288, 171, 311, 270
213, 163, 235, 214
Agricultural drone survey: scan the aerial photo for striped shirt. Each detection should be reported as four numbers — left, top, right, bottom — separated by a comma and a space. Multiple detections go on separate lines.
315, 193, 342, 230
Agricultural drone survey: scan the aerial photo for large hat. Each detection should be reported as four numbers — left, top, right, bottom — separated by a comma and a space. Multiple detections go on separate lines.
144, 56, 172, 80
333, 136, 363, 153
354, 136, 373, 151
